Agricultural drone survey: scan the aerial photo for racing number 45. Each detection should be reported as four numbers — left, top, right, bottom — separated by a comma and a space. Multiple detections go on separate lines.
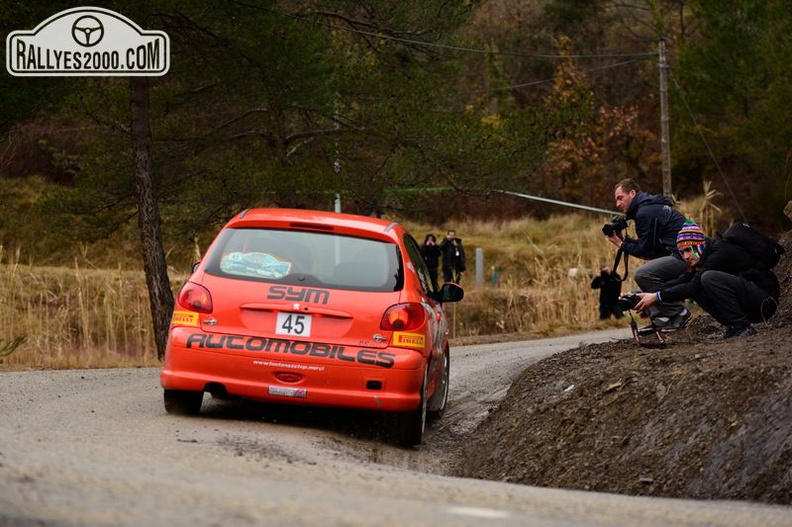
276, 312, 312, 337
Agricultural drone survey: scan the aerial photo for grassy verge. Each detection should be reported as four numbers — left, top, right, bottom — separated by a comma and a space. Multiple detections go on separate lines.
0, 260, 186, 369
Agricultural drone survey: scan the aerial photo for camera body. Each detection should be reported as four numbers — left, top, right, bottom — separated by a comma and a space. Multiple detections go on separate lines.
602, 216, 628, 236
618, 292, 641, 311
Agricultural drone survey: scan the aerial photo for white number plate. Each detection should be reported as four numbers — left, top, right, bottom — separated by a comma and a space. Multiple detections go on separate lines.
275, 312, 312, 337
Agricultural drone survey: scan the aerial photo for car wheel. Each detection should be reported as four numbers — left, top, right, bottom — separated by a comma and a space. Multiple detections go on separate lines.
163, 389, 203, 415
428, 349, 450, 421
393, 368, 427, 447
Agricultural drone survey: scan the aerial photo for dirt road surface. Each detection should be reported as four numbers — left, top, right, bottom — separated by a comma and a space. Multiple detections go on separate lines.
2, 328, 790, 526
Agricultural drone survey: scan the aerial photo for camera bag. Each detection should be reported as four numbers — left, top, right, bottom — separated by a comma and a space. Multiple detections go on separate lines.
720, 222, 785, 269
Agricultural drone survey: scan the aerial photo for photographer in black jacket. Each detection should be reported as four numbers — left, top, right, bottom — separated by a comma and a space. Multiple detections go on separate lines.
633, 219, 779, 338
604, 179, 689, 331
591, 265, 624, 319
439, 229, 466, 284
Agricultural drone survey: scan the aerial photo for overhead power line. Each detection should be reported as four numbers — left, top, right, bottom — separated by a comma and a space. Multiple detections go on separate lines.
231, 0, 656, 61
482, 58, 648, 93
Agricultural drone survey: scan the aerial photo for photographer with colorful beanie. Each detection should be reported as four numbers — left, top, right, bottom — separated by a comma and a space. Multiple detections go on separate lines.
634, 218, 780, 339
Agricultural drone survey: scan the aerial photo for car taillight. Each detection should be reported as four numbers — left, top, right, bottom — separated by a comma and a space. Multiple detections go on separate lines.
380, 303, 426, 331
177, 282, 213, 314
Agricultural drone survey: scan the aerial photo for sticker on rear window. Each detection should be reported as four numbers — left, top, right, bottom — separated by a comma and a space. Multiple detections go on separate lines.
220, 252, 292, 279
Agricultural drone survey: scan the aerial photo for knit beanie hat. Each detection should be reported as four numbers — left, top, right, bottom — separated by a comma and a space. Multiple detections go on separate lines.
676, 218, 706, 259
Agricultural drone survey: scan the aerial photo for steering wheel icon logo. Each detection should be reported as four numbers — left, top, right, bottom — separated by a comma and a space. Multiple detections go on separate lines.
71, 16, 104, 47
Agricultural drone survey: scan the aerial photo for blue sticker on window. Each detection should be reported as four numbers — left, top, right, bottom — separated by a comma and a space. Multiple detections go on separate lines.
221, 252, 292, 279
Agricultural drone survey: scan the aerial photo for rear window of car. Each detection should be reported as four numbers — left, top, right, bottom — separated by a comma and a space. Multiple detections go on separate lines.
203, 228, 403, 292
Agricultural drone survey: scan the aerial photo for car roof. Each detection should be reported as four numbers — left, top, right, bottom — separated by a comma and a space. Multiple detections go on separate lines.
226, 208, 407, 243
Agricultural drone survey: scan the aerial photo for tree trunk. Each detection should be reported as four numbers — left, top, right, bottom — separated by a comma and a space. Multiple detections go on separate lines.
130, 77, 173, 361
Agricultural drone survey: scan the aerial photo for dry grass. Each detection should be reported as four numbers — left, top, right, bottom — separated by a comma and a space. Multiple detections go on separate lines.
674, 180, 724, 235
1, 213, 666, 370
0, 248, 187, 369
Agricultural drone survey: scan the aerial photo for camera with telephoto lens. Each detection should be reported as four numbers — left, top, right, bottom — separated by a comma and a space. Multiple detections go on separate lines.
618, 292, 641, 311
602, 215, 628, 236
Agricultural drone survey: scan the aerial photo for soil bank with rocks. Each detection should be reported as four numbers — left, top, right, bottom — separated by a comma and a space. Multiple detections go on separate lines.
453, 231, 792, 505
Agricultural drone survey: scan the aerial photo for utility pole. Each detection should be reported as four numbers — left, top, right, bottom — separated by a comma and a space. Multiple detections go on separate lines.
333, 93, 342, 212
659, 36, 672, 198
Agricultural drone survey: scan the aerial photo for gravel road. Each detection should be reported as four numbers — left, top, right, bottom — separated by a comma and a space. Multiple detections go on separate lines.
2, 328, 790, 526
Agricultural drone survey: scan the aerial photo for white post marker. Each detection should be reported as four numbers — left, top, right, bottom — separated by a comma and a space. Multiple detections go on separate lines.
475, 247, 484, 286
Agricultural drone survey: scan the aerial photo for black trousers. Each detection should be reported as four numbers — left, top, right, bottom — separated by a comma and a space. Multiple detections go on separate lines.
443, 267, 462, 284
599, 303, 624, 320
693, 270, 777, 327
427, 267, 439, 291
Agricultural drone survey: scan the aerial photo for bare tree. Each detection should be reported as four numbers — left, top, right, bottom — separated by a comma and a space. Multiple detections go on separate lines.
130, 77, 173, 360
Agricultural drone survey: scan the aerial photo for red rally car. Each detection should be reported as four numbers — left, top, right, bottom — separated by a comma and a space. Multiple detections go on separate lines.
160, 208, 463, 445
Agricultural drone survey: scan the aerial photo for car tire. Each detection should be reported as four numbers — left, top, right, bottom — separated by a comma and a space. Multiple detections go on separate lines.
393, 368, 427, 447
427, 349, 450, 421
163, 389, 203, 415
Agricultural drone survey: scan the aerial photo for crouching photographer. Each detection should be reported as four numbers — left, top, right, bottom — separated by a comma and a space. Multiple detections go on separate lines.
604, 178, 689, 333
633, 218, 780, 339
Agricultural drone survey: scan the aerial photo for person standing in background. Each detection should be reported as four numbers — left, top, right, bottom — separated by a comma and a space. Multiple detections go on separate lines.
421, 233, 442, 291
591, 265, 624, 319
440, 229, 466, 283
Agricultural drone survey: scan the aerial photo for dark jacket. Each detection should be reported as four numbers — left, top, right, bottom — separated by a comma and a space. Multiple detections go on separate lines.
658, 239, 780, 302
591, 270, 622, 305
421, 243, 441, 269
439, 237, 466, 272
621, 192, 686, 260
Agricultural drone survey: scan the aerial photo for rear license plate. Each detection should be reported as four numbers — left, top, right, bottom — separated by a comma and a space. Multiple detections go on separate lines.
275, 312, 312, 337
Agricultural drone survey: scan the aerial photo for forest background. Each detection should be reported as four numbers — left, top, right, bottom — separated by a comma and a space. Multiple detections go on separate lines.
1, 0, 791, 366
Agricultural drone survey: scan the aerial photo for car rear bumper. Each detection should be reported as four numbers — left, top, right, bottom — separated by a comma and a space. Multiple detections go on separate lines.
160, 328, 426, 412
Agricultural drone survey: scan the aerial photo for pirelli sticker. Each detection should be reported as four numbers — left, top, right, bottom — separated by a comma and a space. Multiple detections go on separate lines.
171, 310, 199, 327
393, 332, 425, 349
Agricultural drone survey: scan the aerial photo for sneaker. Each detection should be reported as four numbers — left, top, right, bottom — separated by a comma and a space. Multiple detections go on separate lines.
723, 325, 757, 339
652, 316, 671, 328
662, 308, 692, 332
